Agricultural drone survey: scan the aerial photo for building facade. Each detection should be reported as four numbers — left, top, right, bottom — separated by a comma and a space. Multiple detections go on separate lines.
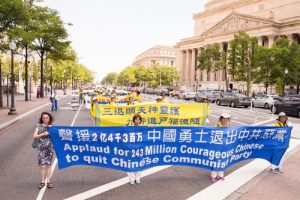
132, 45, 176, 67
176, 0, 300, 93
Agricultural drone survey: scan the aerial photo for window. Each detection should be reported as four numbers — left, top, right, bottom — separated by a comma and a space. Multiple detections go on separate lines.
171, 60, 174, 66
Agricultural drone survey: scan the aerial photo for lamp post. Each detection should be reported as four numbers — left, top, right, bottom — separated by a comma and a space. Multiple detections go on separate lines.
63, 69, 66, 95
283, 68, 289, 96
50, 63, 53, 95
8, 41, 17, 115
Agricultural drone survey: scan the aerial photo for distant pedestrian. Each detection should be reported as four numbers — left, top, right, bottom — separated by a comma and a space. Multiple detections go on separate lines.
32, 112, 54, 189
211, 113, 230, 182
127, 114, 143, 185
50, 91, 58, 111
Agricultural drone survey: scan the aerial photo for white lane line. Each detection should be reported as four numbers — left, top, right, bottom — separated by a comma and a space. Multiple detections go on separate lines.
36, 104, 82, 200
64, 166, 171, 200
186, 138, 300, 200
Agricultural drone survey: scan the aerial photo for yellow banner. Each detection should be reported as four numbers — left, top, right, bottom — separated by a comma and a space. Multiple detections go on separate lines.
96, 103, 210, 126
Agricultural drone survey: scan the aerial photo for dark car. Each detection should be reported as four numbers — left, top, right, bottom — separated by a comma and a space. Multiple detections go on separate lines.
216, 92, 251, 108
207, 91, 222, 103
194, 92, 207, 102
271, 94, 300, 117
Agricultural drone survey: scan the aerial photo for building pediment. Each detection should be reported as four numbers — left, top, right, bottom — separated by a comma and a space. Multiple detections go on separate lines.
202, 11, 280, 37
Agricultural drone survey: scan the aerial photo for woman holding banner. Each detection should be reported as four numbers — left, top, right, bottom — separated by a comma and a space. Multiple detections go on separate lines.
211, 113, 230, 182
127, 114, 143, 184
33, 112, 54, 189
270, 112, 290, 174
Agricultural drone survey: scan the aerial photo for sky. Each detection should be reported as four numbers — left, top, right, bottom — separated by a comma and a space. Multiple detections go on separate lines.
42, 0, 208, 81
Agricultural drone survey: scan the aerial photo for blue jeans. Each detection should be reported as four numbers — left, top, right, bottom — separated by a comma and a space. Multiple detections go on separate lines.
51, 99, 58, 111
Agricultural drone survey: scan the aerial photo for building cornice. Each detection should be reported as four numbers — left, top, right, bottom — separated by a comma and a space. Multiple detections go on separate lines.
193, 0, 264, 20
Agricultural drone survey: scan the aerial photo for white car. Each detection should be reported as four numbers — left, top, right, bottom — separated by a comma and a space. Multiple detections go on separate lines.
251, 95, 282, 109
179, 90, 196, 100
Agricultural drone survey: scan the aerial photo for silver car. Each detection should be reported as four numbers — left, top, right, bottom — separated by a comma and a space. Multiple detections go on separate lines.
251, 95, 281, 109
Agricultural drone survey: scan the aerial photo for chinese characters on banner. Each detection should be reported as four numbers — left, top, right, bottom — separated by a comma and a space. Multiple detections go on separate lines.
49, 126, 291, 172
95, 103, 210, 126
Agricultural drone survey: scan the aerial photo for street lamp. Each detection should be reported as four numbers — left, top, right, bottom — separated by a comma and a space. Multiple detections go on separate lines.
50, 63, 53, 95
8, 40, 17, 115
63, 69, 66, 95
283, 68, 289, 96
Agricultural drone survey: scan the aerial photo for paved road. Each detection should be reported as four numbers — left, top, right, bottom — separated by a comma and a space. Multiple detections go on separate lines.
0, 94, 299, 200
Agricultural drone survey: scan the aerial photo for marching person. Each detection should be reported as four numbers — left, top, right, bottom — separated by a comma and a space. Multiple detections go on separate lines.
135, 91, 142, 103
33, 112, 54, 189
127, 96, 135, 105
127, 114, 143, 185
270, 112, 290, 174
202, 96, 210, 124
211, 113, 230, 182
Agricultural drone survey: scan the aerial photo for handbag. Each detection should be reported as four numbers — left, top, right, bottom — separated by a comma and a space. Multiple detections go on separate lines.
31, 139, 39, 149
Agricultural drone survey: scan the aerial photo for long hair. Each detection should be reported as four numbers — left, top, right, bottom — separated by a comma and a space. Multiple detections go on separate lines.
39, 112, 54, 125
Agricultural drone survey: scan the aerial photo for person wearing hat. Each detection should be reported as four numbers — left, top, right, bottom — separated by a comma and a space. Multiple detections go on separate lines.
127, 96, 135, 105
202, 96, 210, 124
90, 96, 98, 125
270, 112, 289, 174
211, 113, 231, 182
109, 96, 117, 105
156, 96, 163, 103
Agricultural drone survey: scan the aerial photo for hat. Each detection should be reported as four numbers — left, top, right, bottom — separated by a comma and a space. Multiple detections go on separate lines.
220, 113, 230, 119
278, 112, 286, 117
156, 96, 163, 101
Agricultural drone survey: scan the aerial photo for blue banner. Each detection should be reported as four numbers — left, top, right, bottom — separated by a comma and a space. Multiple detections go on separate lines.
49, 126, 291, 172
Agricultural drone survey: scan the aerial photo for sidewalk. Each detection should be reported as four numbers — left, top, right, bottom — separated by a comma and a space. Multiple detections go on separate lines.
237, 147, 300, 200
0, 90, 67, 130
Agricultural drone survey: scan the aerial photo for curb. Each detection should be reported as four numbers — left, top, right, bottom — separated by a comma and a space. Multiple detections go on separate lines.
0, 95, 70, 131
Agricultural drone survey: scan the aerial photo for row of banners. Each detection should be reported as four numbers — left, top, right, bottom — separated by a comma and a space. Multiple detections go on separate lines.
49, 126, 291, 172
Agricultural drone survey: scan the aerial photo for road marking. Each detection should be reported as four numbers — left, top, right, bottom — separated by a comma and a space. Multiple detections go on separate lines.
65, 166, 171, 200
186, 138, 300, 200
36, 104, 82, 200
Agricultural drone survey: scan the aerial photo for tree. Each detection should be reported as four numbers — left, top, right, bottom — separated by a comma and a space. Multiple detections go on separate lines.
31, 6, 70, 97
254, 46, 277, 93
197, 43, 230, 89
102, 72, 118, 85
229, 31, 258, 96
160, 65, 179, 89
273, 37, 296, 95
117, 66, 136, 86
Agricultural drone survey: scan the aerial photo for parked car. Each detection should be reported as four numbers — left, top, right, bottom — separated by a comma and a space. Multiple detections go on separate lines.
194, 92, 207, 102
271, 94, 300, 117
251, 95, 281, 109
216, 92, 251, 108
207, 91, 222, 103
179, 90, 196, 100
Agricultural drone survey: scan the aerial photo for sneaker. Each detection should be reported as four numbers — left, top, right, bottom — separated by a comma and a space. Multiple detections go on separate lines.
135, 179, 141, 184
275, 168, 284, 173
211, 177, 216, 182
129, 181, 135, 185
270, 169, 277, 174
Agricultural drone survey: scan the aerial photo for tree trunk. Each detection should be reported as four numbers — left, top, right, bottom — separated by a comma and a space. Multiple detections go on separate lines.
40, 52, 44, 98
297, 84, 299, 94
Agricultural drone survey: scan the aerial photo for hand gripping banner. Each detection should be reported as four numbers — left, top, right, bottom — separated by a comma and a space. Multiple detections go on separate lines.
49, 126, 291, 172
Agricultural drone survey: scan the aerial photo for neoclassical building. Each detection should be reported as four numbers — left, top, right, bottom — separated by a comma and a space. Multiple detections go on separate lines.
132, 45, 176, 67
176, 0, 300, 92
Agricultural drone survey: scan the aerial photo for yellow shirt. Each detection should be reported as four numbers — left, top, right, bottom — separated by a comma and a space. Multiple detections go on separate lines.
96, 94, 103, 102
135, 95, 142, 103
275, 121, 287, 127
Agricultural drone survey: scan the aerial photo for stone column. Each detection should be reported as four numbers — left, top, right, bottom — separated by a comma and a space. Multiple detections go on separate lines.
191, 49, 196, 84
268, 35, 275, 48
182, 50, 186, 83
185, 49, 190, 85
287, 34, 294, 43
257, 36, 263, 46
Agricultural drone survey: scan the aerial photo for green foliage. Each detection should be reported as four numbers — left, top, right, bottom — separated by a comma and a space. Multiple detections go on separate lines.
102, 72, 118, 85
